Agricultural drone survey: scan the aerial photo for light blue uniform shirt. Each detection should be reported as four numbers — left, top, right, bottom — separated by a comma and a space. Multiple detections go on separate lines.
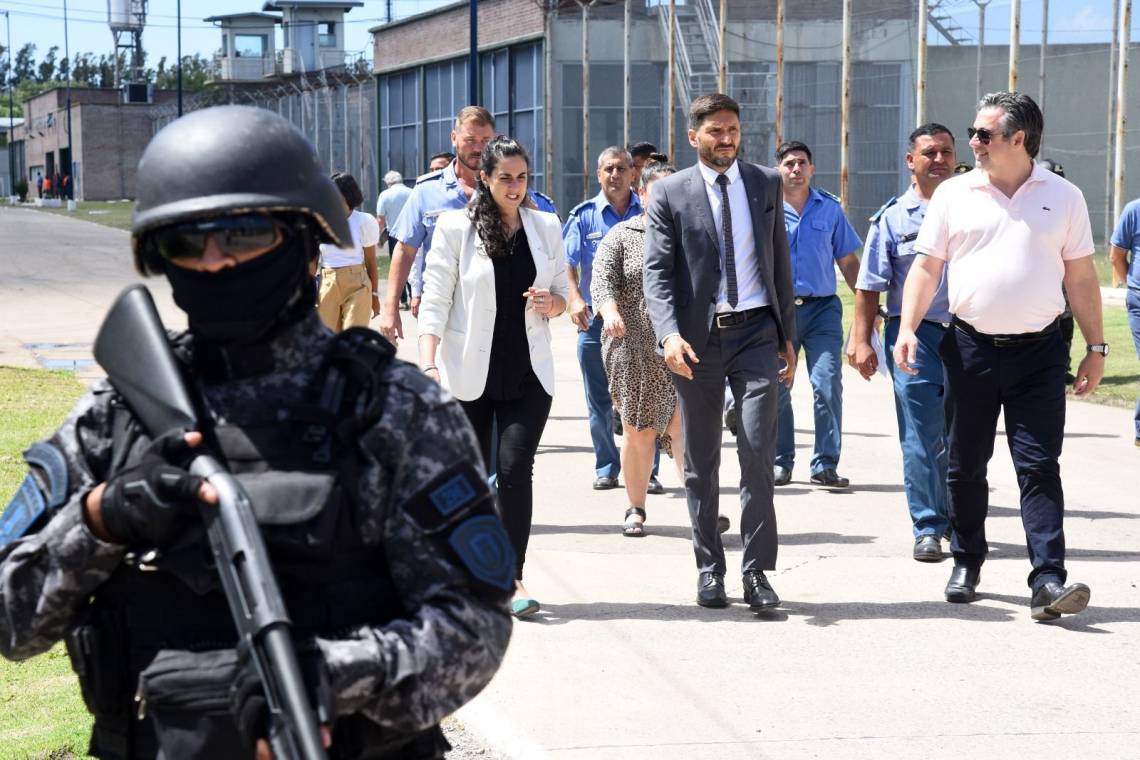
394, 161, 559, 296
562, 190, 642, 308
1111, 198, 1140, 291
857, 187, 951, 323
375, 183, 412, 230
783, 187, 862, 297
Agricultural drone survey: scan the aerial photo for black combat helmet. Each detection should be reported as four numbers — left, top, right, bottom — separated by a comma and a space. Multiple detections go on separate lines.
131, 105, 351, 274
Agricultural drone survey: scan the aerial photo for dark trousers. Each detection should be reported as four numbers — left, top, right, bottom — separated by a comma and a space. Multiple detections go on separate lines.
673, 310, 780, 576
941, 323, 1068, 591
459, 374, 552, 581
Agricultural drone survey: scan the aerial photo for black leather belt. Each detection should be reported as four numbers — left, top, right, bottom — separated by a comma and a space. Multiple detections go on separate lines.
714, 306, 770, 329
793, 295, 829, 306
952, 315, 1059, 347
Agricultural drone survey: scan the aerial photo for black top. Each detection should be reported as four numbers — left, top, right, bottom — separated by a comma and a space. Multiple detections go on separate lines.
484, 229, 538, 400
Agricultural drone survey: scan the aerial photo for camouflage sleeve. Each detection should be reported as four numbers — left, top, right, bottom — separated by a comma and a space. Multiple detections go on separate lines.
0, 385, 127, 661
316, 370, 512, 733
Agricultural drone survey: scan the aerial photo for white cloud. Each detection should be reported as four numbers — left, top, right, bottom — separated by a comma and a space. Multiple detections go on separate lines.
1060, 5, 1113, 34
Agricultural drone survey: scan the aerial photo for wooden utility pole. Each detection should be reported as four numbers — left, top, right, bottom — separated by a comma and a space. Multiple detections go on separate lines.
917, 0, 928, 125
1114, 0, 1132, 226
1105, 0, 1120, 243
623, 0, 631, 148
667, 0, 676, 161
775, 0, 784, 148
718, 0, 727, 92
1008, 0, 1020, 90
840, 0, 851, 211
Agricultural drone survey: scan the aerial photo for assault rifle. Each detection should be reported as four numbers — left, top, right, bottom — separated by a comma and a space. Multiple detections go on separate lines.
93, 285, 327, 760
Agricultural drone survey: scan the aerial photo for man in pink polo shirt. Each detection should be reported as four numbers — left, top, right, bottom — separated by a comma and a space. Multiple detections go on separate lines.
894, 91, 1107, 621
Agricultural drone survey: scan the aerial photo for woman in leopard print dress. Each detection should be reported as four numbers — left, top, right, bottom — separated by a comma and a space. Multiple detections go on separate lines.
590, 163, 685, 536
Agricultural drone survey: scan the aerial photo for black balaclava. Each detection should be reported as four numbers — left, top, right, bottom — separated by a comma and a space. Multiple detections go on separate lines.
164, 231, 316, 348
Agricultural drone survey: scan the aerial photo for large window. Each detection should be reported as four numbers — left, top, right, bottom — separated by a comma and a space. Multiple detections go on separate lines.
377, 41, 547, 196
424, 59, 469, 160
234, 34, 266, 58
379, 70, 420, 184
319, 22, 336, 48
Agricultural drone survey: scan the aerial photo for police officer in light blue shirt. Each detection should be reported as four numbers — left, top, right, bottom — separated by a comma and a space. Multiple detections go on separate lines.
849, 123, 956, 562
379, 106, 557, 343
563, 146, 661, 491
1110, 196, 1140, 446
773, 140, 862, 489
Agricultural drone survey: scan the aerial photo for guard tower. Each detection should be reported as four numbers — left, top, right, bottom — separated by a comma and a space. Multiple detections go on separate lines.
264, 1, 363, 75
107, 0, 147, 89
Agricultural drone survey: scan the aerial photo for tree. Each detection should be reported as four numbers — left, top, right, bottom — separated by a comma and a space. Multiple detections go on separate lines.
13, 43, 36, 85
153, 54, 219, 92
37, 45, 58, 83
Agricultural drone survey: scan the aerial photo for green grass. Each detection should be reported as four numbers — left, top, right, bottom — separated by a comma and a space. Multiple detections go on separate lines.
0, 368, 93, 760
20, 201, 134, 232
837, 263, 1138, 410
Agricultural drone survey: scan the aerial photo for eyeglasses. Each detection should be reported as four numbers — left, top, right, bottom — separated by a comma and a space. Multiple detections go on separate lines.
145, 214, 290, 261
967, 127, 997, 145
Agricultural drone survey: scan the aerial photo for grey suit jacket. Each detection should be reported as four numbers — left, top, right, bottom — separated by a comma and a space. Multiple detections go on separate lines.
643, 161, 797, 357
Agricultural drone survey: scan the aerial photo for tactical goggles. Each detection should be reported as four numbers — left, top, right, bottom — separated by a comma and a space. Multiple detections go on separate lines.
967, 127, 996, 145
144, 214, 292, 261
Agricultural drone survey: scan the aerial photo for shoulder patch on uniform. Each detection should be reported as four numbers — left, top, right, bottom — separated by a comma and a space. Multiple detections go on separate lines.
567, 199, 594, 218
415, 169, 444, 184
405, 461, 494, 534
448, 514, 515, 593
817, 189, 842, 204
869, 196, 897, 223
0, 474, 48, 545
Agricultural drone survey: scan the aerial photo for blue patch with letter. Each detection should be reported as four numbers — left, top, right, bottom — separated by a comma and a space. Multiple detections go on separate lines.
429, 473, 478, 517
448, 515, 515, 593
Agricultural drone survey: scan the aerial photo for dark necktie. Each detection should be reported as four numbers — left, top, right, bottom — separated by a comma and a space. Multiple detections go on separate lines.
715, 173, 738, 307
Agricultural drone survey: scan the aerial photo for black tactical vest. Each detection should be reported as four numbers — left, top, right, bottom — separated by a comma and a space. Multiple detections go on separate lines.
67, 329, 448, 760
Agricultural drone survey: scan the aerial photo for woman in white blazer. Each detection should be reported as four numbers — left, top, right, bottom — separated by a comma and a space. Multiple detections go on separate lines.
418, 136, 568, 618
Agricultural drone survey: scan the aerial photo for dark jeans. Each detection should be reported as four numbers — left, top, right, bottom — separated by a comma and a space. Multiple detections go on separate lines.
460, 374, 552, 581
941, 322, 1068, 591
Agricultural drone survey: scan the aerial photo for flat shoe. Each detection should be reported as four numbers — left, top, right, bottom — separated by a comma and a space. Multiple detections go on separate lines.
511, 597, 541, 618
622, 506, 647, 538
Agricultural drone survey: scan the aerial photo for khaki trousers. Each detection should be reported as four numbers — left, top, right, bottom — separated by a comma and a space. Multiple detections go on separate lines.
317, 264, 371, 332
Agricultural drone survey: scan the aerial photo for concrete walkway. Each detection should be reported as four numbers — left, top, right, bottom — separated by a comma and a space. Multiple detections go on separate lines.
4, 206, 1139, 759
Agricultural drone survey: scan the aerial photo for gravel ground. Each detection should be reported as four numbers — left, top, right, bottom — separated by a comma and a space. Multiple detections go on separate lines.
442, 715, 505, 759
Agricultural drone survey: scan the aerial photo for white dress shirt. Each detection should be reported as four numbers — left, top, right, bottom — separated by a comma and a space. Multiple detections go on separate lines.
697, 159, 769, 313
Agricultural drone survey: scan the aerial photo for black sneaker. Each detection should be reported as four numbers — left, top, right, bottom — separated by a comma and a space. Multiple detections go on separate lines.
646, 476, 665, 495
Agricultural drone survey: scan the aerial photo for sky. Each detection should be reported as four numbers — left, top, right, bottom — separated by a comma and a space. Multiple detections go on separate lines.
1, 0, 1138, 69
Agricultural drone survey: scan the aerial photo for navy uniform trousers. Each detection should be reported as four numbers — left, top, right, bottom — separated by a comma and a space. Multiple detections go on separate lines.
941, 318, 1069, 592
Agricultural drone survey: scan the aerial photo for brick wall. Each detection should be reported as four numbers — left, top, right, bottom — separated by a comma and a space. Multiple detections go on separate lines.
372, 0, 544, 72
78, 105, 155, 201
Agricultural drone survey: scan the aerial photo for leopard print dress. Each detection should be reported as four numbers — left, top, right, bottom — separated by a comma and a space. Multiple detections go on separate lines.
589, 216, 677, 455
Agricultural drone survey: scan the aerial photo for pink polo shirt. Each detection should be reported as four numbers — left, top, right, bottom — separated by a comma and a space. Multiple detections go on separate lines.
915, 164, 1094, 335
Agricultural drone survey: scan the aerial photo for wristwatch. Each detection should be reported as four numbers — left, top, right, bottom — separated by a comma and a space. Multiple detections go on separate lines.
1087, 343, 1110, 356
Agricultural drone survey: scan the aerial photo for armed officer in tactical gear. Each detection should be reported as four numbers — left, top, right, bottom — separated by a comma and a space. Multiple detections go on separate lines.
0, 106, 514, 759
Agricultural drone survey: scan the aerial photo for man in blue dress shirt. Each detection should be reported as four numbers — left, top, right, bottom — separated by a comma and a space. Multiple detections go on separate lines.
563, 146, 662, 492
1110, 196, 1140, 447
774, 141, 862, 489
378, 106, 556, 343
849, 123, 956, 561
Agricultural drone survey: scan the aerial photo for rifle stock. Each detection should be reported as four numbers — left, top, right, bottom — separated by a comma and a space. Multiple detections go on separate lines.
93, 285, 327, 760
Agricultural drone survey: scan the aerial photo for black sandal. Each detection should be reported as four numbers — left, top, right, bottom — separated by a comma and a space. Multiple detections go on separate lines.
622, 506, 647, 537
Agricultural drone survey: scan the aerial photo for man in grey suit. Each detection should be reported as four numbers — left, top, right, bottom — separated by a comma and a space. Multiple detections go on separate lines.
644, 93, 798, 610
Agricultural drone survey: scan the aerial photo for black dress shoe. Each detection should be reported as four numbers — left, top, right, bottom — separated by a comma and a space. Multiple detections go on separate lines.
944, 564, 981, 603
773, 465, 792, 486
913, 535, 942, 562
1030, 581, 1091, 621
724, 407, 738, 437
742, 570, 780, 610
696, 572, 728, 608
646, 476, 665, 495
810, 469, 850, 488
592, 476, 619, 490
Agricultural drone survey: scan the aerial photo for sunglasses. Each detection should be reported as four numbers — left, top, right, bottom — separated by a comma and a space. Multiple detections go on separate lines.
145, 214, 291, 261
967, 127, 998, 144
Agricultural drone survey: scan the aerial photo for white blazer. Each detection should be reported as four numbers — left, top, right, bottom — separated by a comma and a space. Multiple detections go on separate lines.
418, 206, 569, 401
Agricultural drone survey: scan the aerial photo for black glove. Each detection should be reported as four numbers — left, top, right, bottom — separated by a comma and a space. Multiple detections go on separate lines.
229, 641, 335, 751
100, 431, 205, 547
